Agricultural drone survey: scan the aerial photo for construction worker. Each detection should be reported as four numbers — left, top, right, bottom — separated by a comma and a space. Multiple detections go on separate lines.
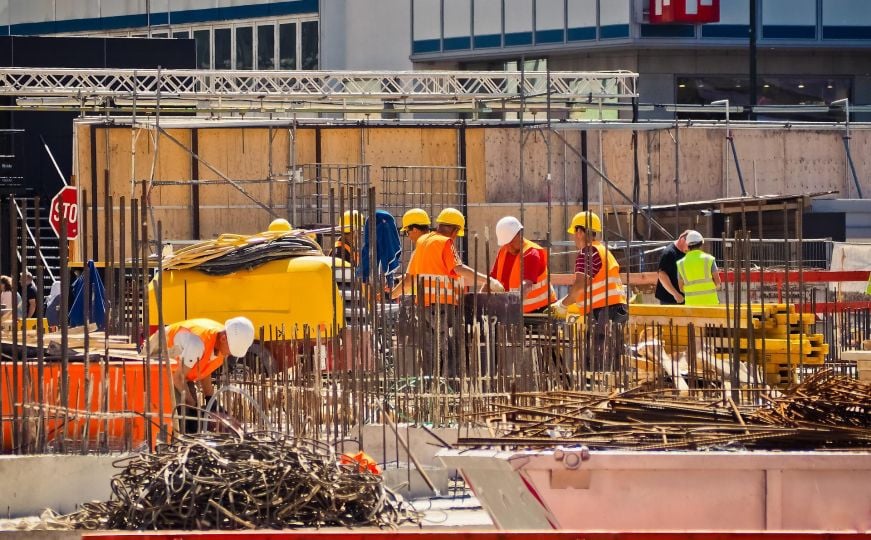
389, 208, 502, 380
655, 230, 689, 305
552, 211, 628, 367
491, 216, 556, 313
399, 208, 431, 245
676, 230, 721, 305
149, 317, 255, 432
390, 207, 503, 302
331, 210, 363, 266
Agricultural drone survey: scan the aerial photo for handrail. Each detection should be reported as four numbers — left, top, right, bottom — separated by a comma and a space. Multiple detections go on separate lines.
13, 198, 57, 283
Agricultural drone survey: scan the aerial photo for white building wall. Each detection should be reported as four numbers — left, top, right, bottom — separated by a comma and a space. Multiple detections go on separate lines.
321, 0, 412, 70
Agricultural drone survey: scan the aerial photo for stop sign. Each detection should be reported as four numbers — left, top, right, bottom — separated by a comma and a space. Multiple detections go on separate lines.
50, 186, 79, 240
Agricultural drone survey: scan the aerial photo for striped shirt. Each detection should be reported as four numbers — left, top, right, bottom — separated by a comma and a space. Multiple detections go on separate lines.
574, 246, 603, 277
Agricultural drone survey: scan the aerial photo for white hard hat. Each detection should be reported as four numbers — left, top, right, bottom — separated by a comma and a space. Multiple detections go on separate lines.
686, 230, 704, 245
224, 317, 255, 357
171, 331, 205, 369
495, 216, 523, 246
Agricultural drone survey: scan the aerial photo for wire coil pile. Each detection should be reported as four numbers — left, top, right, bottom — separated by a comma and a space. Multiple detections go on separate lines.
65, 432, 421, 530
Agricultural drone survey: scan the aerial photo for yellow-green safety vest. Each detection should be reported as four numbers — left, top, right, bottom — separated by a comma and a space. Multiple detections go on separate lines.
677, 250, 719, 305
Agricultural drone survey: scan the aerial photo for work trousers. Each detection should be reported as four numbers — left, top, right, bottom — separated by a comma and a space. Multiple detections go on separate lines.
587, 303, 629, 371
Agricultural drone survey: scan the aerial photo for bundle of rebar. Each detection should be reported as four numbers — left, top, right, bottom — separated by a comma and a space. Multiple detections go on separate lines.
457, 371, 871, 451
63, 432, 421, 530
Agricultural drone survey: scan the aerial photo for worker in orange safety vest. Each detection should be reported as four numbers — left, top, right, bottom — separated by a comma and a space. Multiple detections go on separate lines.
491, 216, 557, 313
150, 317, 255, 432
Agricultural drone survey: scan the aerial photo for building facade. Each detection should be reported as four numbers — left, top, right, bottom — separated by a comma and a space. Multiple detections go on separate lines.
410, 0, 871, 119
1, 0, 869, 118
0, 0, 412, 71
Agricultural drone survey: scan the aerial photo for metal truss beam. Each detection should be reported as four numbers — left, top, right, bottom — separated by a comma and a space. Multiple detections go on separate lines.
0, 68, 638, 107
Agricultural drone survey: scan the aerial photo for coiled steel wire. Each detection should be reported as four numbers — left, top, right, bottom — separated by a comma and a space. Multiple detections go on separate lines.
64, 431, 421, 530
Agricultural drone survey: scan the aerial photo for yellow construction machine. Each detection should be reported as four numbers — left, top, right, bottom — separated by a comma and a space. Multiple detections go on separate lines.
147, 226, 353, 374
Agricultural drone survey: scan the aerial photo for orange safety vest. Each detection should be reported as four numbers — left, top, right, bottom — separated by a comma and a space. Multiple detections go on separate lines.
333, 239, 358, 266
406, 232, 461, 306
575, 242, 626, 314
166, 319, 226, 382
493, 239, 557, 313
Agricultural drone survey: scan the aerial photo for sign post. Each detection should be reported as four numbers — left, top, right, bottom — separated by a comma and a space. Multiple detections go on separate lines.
50, 186, 79, 240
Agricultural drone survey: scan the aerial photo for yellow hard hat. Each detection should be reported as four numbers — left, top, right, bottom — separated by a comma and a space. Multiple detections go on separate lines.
267, 218, 292, 232
341, 210, 364, 232
400, 208, 431, 233
567, 211, 602, 234
436, 207, 465, 237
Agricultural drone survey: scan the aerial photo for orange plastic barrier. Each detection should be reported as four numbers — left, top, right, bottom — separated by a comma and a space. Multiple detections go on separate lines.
1, 360, 175, 452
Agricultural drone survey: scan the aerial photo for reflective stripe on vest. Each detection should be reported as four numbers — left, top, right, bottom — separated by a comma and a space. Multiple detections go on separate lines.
493, 239, 557, 313
407, 232, 460, 306
576, 242, 627, 314
677, 250, 719, 305
166, 318, 225, 382
334, 240, 358, 266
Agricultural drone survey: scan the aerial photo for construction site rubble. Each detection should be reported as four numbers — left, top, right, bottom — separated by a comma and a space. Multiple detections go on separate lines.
457, 370, 871, 451
60, 432, 422, 530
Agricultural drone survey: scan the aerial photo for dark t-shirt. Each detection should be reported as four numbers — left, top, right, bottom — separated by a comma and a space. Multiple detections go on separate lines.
655, 243, 685, 304
21, 282, 38, 317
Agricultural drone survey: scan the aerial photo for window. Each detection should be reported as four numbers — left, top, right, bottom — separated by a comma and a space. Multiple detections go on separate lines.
257, 25, 275, 69
194, 29, 210, 69
236, 26, 253, 69
279, 22, 297, 69
173, 30, 190, 39
676, 76, 853, 120
301, 21, 318, 70
214, 28, 231, 69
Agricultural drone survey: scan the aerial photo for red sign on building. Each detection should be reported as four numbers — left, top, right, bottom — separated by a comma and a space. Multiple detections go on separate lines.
650, 0, 720, 24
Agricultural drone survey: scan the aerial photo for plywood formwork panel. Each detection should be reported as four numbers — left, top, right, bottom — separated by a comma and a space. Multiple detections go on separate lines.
320, 128, 363, 167
725, 130, 786, 199
465, 128, 487, 204
483, 128, 586, 205
785, 131, 846, 197
853, 129, 871, 199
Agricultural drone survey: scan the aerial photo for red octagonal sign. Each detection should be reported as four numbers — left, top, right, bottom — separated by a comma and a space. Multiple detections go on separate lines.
50, 186, 79, 240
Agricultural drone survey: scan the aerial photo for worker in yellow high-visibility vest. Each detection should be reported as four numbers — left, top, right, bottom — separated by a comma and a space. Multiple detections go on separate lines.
676, 230, 721, 306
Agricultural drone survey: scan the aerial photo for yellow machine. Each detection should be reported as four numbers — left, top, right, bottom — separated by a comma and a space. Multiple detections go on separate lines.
147, 226, 348, 373
149, 256, 344, 336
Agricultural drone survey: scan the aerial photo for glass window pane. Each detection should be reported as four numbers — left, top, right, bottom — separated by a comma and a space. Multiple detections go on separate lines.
236, 26, 253, 69
194, 29, 210, 69
214, 28, 231, 70
173, 30, 190, 39
257, 25, 275, 69
151, 32, 168, 38
279, 23, 297, 70
301, 21, 318, 70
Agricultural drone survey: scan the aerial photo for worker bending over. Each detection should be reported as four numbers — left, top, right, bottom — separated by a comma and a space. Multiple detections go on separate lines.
150, 317, 255, 432
491, 216, 556, 313
399, 208, 431, 245
331, 210, 363, 266
676, 230, 721, 305
552, 211, 627, 366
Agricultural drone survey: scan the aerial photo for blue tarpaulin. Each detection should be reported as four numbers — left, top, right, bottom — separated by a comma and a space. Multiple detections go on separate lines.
357, 209, 402, 287
69, 260, 107, 329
